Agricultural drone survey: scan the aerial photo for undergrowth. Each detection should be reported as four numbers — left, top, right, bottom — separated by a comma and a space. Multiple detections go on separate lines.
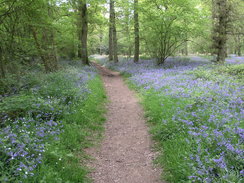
26, 76, 107, 183
120, 61, 243, 183
0, 66, 107, 183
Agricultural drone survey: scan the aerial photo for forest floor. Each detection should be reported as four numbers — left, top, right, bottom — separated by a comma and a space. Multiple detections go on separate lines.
86, 63, 162, 183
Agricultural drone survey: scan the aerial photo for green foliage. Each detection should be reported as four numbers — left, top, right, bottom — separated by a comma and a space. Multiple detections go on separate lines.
189, 64, 244, 81
38, 70, 82, 104
125, 77, 194, 182
142, 91, 193, 182
0, 72, 42, 95
0, 63, 107, 182
215, 64, 244, 78
122, 62, 244, 182
140, 0, 204, 63
26, 76, 107, 183
0, 67, 88, 120
0, 94, 45, 119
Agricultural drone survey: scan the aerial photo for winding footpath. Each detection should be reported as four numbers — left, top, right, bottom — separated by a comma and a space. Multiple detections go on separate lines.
87, 63, 162, 183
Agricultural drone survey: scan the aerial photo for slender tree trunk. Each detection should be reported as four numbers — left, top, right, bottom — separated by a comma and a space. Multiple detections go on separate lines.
109, 0, 118, 63
31, 27, 58, 72
127, 25, 132, 59
73, 22, 78, 58
184, 41, 188, 56
113, 18, 119, 63
109, 28, 113, 61
99, 33, 103, 55
31, 27, 48, 71
124, 10, 131, 59
109, 1, 114, 61
0, 46, 5, 78
77, 9, 82, 58
134, 0, 139, 63
237, 35, 241, 56
79, 0, 89, 65
211, 0, 217, 56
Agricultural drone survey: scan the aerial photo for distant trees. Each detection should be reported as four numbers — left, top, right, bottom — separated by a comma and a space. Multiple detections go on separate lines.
228, 0, 244, 56
31, 26, 59, 72
0, 0, 59, 74
30, 1, 59, 72
0, 0, 243, 78
0, 1, 31, 77
140, 0, 202, 64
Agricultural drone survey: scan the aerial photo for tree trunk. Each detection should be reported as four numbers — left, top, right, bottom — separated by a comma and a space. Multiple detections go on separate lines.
77, 30, 82, 58
134, 0, 139, 63
99, 32, 103, 55
31, 27, 58, 72
79, 0, 89, 65
237, 35, 241, 56
76, 8, 82, 58
124, 11, 131, 59
109, 27, 113, 61
0, 46, 5, 78
157, 56, 166, 65
184, 41, 188, 56
109, 0, 118, 63
213, 0, 230, 63
113, 19, 119, 63
216, 1, 227, 63
109, 1, 114, 61
211, 0, 217, 56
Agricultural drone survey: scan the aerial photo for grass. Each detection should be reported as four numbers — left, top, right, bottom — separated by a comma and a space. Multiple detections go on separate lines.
125, 78, 193, 182
26, 76, 107, 183
142, 92, 192, 182
0, 65, 107, 183
120, 62, 243, 182
189, 64, 244, 81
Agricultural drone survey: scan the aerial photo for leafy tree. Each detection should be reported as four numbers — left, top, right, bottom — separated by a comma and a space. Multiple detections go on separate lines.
140, 0, 203, 64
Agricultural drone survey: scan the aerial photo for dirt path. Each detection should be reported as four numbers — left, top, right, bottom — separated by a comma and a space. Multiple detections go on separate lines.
87, 63, 162, 183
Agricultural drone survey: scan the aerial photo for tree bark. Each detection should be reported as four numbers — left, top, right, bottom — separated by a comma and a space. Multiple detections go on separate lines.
0, 46, 5, 78
113, 17, 119, 63
79, 0, 89, 65
237, 35, 241, 56
184, 40, 188, 56
31, 27, 58, 72
109, 1, 114, 61
99, 32, 103, 55
124, 11, 132, 59
212, 0, 230, 63
211, 0, 217, 56
216, 1, 228, 63
134, 0, 139, 63
42, 29, 58, 72
109, 0, 118, 63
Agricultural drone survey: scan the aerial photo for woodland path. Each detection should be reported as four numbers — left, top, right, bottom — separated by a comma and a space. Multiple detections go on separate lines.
86, 62, 162, 183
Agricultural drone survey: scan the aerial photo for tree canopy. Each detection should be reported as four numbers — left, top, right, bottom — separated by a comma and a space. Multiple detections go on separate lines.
0, 0, 243, 75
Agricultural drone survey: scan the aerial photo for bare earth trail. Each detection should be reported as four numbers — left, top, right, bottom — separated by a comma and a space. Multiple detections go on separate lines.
87, 63, 162, 183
